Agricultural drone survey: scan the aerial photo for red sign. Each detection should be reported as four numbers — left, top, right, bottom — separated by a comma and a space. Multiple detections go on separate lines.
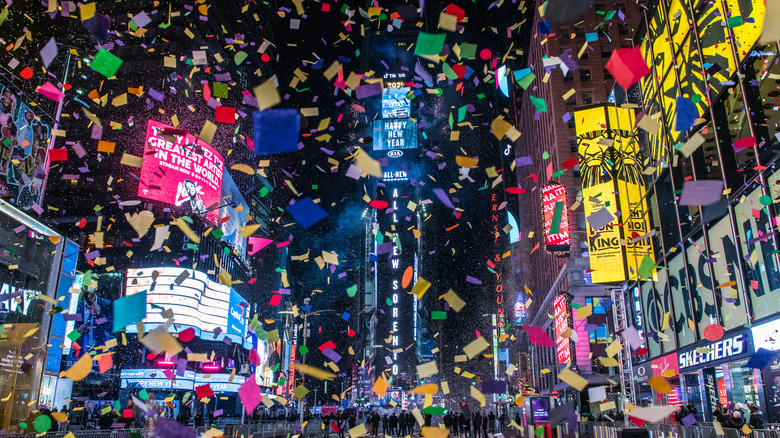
542, 184, 570, 250
138, 120, 224, 225
553, 295, 571, 364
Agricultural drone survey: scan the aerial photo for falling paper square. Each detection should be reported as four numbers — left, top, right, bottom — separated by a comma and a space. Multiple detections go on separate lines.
605, 47, 650, 90
678, 180, 724, 206
286, 197, 327, 229
253, 109, 300, 155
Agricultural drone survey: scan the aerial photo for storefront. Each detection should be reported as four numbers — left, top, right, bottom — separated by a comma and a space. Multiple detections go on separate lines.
0, 199, 69, 430
676, 328, 757, 422
750, 318, 780, 423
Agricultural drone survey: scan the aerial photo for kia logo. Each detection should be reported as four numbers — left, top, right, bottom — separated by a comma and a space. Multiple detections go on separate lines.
387, 150, 403, 158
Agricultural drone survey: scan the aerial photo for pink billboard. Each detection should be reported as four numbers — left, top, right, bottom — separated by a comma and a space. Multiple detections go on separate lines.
138, 120, 224, 225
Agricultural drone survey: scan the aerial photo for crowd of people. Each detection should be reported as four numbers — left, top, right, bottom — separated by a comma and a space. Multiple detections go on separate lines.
712, 402, 764, 429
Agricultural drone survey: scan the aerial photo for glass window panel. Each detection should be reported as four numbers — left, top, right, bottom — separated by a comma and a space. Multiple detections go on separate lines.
707, 215, 749, 329
686, 235, 719, 335
641, 280, 662, 358
669, 253, 697, 347
734, 171, 780, 319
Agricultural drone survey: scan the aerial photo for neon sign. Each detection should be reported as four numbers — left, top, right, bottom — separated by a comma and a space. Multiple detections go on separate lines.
553, 296, 571, 364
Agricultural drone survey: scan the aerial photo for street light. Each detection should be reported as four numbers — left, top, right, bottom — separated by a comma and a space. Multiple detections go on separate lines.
297, 309, 341, 420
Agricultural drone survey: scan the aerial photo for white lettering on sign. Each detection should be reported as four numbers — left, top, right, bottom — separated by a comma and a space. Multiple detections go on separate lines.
678, 334, 746, 369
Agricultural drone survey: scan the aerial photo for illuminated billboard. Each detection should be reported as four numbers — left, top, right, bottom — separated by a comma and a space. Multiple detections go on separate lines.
553, 295, 571, 365
125, 268, 249, 346
0, 82, 52, 210
576, 105, 653, 283
513, 293, 526, 324
372, 119, 417, 151
120, 369, 246, 393
542, 184, 570, 253
138, 120, 225, 225
382, 87, 411, 119
638, 0, 765, 174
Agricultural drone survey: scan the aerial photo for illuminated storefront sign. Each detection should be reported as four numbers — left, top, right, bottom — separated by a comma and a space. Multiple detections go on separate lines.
553, 295, 571, 364
575, 105, 653, 283
541, 184, 570, 253
373, 119, 418, 151
677, 332, 750, 370
125, 268, 249, 346
138, 120, 225, 225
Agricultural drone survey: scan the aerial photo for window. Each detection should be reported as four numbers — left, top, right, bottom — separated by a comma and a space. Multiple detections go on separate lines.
619, 23, 629, 35
565, 94, 577, 105
570, 139, 578, 152
557, 25, 569, 35
573, 164, 581, 178
582, 91, 593, 105
580, 69, 591, 82
568, 120, 576, 129
577, 214, 587, 231
580, 50, 589, 59
563, 71, 574, 83
604, 68, 613, 81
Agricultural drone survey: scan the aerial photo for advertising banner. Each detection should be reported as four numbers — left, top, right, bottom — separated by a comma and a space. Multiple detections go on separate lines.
125, 267, 249, 346
575, 105, 653, 283
0, 83, 51, 210
553, 295, 571, 365
542, 184, 570, 253
372, 119, 417, 151
382, 87, 411, 119
677, 328, 752, 371
138, 120, 224, 225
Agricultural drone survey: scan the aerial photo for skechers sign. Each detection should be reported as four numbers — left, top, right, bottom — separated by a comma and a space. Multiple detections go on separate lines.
677, 329, 753, 370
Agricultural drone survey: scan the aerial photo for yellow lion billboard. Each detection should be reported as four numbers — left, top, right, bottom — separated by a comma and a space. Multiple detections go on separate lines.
576, 105, 654, 283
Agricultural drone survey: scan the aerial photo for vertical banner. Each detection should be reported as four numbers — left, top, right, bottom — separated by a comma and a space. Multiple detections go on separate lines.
575, 105, 653, 283
553, 295, 571, 365
542, 184, 570, 254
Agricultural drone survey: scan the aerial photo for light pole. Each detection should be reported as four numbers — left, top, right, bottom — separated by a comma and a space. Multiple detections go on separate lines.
298, 309, 341, 420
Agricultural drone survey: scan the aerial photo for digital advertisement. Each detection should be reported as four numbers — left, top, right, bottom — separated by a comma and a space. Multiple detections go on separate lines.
372, 119, 418, 151
124, 267, 249, 347
542, 184, 570, 253
138, 120, 225, 225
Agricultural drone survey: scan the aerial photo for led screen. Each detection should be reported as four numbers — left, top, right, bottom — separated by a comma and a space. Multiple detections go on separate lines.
372, 119, 417, 151
138, 120, 224, 225
382, 87, 411, 119
125, 268, 249, 346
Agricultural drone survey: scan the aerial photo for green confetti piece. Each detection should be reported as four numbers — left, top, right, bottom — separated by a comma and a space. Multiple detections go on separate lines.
34, 416, 51, 433
421, 406, 446, 416
19, 422, 28, 430
67, 329, 81, 342
413, 32, 446, 57
347, 285, 357, 297
213, 82, 229, 99
386, 297, 393, 306
139, 388, 149, 400
550, 201, 564, 234
234, 51, 248, 65
211, 229, 224, 239
91, 49, 123, 78
299, 345, 309, 355
542, 151, 550, 159
760, 195, 772, 206
431, 311, 447, 320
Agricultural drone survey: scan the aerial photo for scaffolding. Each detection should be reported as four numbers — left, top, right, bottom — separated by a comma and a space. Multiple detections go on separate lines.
610, 286, 635, 407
